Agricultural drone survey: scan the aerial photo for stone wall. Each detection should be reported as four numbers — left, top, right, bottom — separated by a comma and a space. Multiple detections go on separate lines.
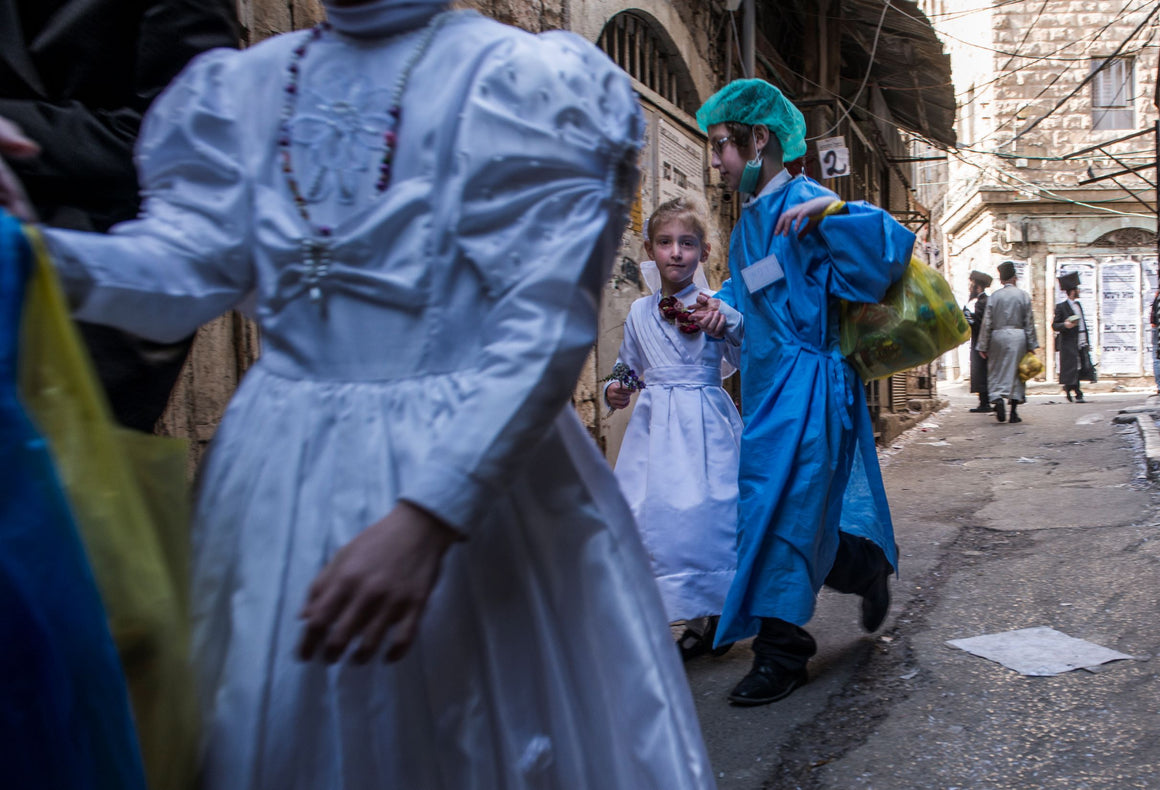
936, 2, 1158, 385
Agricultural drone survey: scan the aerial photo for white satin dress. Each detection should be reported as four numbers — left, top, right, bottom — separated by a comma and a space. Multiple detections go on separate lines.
611, 283, 742, 622
43, 8, 716, 789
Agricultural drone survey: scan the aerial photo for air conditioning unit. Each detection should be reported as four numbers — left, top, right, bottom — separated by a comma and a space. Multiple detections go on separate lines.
1014, 158, 1029, 168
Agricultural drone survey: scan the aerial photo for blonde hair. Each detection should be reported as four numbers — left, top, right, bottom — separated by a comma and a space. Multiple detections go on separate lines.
644, 197, 708, 244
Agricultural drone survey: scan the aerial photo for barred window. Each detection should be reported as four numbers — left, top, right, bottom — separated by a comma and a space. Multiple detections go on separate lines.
597, 12, 698, 114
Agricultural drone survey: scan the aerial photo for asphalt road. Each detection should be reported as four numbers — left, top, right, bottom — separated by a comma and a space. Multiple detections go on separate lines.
686, 382, 1160, 790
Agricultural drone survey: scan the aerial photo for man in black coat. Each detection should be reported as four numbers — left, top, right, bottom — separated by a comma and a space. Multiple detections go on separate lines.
1052, 271, 1089, 402
964, 270, 993, 412
0, 0, 238, 431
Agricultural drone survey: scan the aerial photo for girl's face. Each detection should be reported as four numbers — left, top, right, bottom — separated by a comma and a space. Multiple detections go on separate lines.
645, 218, 709, 293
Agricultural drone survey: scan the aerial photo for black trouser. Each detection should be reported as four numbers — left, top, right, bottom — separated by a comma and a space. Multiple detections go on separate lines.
752, 532, 890, 671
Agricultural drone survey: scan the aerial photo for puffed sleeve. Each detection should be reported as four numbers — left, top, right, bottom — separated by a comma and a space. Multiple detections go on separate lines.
41, 50, 254, 343
396, 31, 643, 533
817, 201, 914, 304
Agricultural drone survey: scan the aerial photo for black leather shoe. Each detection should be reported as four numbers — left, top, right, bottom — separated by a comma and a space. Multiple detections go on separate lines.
1065, 389, 1074, 402
993, 399, 1006, 422
1009, 404, 1022, 423
969, 404, 993, 413
861, 568, 891, 632
1074, 392, 1085, 403
728, 661, 808, 706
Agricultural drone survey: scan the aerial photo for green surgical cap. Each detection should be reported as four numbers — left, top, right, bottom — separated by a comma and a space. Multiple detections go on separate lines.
696, 79, 807, 162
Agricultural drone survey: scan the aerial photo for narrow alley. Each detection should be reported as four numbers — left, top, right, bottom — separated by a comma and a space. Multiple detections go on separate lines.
686, 384, 1160, 790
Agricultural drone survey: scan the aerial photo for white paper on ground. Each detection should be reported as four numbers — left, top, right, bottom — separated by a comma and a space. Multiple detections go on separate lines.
947, 626, 1135, 676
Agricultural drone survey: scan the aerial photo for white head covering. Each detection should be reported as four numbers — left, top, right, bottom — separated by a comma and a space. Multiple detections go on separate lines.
638, 260, 710, 295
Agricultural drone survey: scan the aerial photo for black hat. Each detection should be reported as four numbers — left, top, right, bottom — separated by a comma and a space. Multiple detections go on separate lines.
1058, 271, 1080, 291
997, 261, 1016, 281
969, 270, 993, 288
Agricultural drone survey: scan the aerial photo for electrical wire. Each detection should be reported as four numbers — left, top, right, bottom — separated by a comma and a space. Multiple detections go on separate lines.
971, 5, 1157, 143
1012, 3, 1160, 141
807, 0, 891, 141
995, 0, 1050, 77
890, 0, 1157, 62
944, 146, 1155, 218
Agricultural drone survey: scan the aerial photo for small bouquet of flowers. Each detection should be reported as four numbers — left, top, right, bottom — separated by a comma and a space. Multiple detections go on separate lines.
603, 361, 644, 392
601, 362, 644, 415
658, 296, 701, 335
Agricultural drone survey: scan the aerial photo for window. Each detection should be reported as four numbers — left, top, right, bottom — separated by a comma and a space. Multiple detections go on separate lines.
1091, 58, 1134, 131
598, 12, 698, 114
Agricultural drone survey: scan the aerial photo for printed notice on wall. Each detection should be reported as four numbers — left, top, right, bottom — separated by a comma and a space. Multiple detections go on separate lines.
657, 118, 705, 206
1099, 260, 1140, 375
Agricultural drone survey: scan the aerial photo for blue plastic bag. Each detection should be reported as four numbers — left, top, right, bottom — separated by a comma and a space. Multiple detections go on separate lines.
0, 210, 147, 790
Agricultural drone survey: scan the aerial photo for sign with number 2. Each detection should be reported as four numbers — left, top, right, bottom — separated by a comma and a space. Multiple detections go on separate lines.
816, 136, 850, 179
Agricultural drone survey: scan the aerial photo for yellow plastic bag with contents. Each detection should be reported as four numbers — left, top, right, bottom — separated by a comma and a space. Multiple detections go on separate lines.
1018, 351, 1044, 382
840, 257, 970, 382
18, 227, 198, 790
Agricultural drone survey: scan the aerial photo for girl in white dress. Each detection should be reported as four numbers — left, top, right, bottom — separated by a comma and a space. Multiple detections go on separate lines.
606, 198, 743, 658
0, 1, 717, 788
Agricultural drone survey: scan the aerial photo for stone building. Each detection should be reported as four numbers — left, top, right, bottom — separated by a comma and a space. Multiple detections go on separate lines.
158, 0, 957, 464
925, 0, 1159, 388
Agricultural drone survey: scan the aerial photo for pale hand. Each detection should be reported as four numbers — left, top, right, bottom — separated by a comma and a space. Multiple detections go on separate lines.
775, 196, 838, 238
691, 293, 727, 338
298, 501, 460, 664
1064, 320, 1077, 329
0, 117, 39, 222
606, 381, 631, 410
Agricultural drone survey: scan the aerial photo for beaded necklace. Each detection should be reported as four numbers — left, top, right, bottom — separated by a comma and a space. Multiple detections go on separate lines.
277, 12, 452, 304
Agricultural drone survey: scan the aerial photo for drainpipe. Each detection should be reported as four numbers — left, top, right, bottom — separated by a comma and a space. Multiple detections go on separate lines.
742, 0, 755, 79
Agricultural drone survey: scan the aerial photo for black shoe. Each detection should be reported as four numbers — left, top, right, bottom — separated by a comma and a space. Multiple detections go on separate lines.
1075, 392, 1085, 403
1065, 389, 1074, 402
1009, 405, 1022, 424
861, 568, 891, 632
969, 404, 993, 413
728, 661, 808, 706
676, 625, 710, 661
993, 399, 1006, 422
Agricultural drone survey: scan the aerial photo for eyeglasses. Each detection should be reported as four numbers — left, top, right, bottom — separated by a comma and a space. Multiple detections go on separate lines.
710, 135, 732, 156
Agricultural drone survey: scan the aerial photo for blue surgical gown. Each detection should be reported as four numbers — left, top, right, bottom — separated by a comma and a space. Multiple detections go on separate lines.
716, 175, 914, 644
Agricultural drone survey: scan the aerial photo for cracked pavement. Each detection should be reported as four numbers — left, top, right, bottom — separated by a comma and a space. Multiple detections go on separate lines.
686, 383, 1160, 790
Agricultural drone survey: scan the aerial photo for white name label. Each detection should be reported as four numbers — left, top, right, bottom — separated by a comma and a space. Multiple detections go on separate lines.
741, 253, 784, 293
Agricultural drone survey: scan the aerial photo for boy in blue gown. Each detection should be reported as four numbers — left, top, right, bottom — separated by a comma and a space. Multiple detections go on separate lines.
695, 80, 914, 706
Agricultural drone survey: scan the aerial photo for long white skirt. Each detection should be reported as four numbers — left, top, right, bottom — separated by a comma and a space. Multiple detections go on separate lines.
189, 364, 716, 790
614, 365, 741, 622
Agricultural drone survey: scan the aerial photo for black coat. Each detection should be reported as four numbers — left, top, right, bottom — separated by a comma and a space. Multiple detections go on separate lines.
1, 0, 239, 231
0, 0, 238, 430
1052, 299, 1090, 386
965, 291, 988, 394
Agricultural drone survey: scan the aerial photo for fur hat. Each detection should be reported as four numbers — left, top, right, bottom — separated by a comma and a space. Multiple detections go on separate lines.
997, 261, 1017, 281
1057, 271, 1080, 291
969, 270, 993, 288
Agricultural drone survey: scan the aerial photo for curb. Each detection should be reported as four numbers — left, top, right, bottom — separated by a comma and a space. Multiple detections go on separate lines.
1113, 409, 1160, 479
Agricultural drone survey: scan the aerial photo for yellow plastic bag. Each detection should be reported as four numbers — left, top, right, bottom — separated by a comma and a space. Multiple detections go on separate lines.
18, 228, 198, 790
1018, 351, 1044, 382
840, 257, 970, 381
